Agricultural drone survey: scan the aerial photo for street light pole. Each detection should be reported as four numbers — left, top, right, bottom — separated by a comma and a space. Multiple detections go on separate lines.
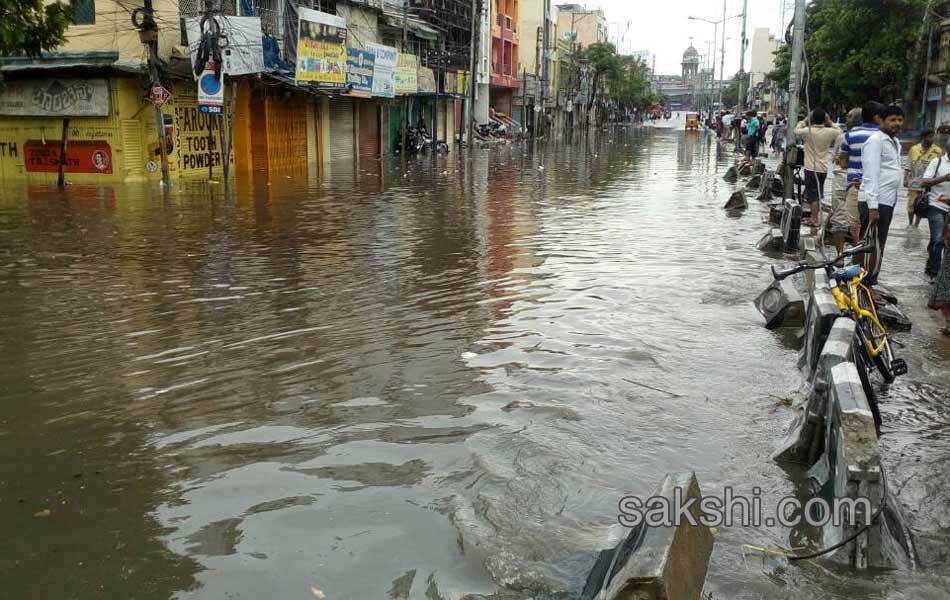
737, 0, 749, 113
718, 0, 726, 110
783, 0, 806, 199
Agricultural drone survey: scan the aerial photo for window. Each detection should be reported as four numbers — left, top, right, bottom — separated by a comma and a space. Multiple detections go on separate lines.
72, 0, 95, 25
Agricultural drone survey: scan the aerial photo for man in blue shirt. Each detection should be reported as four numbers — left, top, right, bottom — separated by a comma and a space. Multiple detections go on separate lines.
745, 111, 760, 161
836, 101, 884, 243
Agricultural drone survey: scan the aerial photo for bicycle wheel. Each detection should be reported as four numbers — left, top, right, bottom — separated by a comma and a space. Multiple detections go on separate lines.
852, 334, 882, 431
856, 285, 895, 383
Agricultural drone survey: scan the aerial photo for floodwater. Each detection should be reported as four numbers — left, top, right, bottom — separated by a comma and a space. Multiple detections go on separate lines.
1, 124, 949, 600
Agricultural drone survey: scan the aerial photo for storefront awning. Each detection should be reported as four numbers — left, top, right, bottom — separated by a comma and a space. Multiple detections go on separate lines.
0, 52, 142, 73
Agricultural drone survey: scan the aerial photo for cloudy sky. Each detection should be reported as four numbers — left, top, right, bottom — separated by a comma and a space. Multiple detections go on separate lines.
563, 0, 787, 77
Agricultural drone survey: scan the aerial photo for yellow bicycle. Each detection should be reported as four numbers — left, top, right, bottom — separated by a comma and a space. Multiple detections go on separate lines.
772, 243, 907, 383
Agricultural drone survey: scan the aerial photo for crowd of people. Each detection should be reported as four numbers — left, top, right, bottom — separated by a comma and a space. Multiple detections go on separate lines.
707, 102, 950, 335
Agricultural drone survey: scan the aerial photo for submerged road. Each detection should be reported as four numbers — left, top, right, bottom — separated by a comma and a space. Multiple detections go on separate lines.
1, 126, 948, 599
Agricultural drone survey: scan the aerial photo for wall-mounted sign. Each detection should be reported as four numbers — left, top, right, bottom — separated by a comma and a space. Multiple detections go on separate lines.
395, 53, 418, 95
345, 48, 374, 97
198, 66, 224, 114
24, 140, 113, 173
0, 79, 110, 116
928, 85, 943, 102
417, 66, 436, 94
295, 8, 347, 86
367, 42, 397, 98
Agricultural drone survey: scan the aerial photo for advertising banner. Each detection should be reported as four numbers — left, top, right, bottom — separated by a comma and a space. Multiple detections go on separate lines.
395, 53, 418, 95
367, 43, 397, 98
295, 8, 347, 86
345, 48, 375, 97
24, 140, 113, 174
417, 67, 436, 94
0, 79, 109, 116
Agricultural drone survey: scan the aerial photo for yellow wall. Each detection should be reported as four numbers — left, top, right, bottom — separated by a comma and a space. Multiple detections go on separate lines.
0, 78, 149, 184
60, 0, 181, 63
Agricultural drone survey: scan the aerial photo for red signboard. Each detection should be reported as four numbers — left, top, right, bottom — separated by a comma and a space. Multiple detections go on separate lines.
24, 140, 113, 174
148, 84, 172, 108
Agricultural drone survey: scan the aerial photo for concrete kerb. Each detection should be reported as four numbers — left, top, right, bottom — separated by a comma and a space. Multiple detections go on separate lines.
774, 318, 856, 465
798, 272, 841, 377
581, 472, 713, 600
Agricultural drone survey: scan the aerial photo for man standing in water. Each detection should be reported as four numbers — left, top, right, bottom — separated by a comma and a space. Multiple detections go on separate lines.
838, 101, 884, 244
904, 129, 942, 227
794, 108, 841, 227
860, 104, 905, 282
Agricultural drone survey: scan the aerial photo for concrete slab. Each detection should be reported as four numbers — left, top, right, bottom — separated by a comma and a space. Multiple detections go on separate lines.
800, 284, 842, 377
724, 190, 747, 210
755, 278, 805, 330
586, 472, 713, 600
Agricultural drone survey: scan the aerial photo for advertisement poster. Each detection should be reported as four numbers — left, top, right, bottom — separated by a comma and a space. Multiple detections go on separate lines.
0, 79, 109, 116
417, 67, 436, 94
395, 53, 418, 95
345, 48, 375, 97
366, 43, 397, 98
295, 8, 347, 86
24, 140, 113, 174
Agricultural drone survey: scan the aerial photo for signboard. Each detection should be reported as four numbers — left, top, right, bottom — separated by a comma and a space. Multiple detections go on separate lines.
345, 48, 375, 97
928, 85, 943, 102
24, 140, 113, 173
148, 84, 171, 109
198, 66, 224, 114
185, 16, 265, 77
395, 53, 418, 95
367, 42, 396, 98
0, 79, 110, 116
295, 8, 347, 86
417, 67, 436, 94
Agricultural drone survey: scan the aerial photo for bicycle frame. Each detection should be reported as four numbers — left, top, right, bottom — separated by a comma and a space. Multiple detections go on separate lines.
826, 265, 889, 358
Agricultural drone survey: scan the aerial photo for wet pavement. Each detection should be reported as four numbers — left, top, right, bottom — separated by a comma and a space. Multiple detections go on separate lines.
1, 126, 949, 599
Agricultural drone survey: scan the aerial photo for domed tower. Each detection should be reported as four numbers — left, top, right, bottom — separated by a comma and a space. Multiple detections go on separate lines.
681, 45, 699, 80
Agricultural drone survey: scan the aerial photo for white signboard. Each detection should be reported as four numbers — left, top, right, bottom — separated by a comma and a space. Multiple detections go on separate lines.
366, 43, 397, 98
0, 79, 110, 116
198, 66, 225, 114
186, 16, 265, 78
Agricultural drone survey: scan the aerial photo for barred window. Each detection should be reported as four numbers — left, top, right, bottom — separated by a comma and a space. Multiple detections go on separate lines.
72, 0, 95, 25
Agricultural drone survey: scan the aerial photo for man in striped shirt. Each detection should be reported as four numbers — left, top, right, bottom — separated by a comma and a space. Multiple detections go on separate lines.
836, 101, 884, 243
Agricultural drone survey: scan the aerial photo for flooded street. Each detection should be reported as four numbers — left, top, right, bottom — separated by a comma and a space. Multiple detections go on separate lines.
2, 127, 949, 599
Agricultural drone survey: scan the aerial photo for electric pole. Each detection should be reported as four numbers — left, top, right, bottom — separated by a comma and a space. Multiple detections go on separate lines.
136, 0, 170, 185
467, 0, 480, 144
718, 0, 726, 110
737, 0, 748, 114
783, 0, 806, 199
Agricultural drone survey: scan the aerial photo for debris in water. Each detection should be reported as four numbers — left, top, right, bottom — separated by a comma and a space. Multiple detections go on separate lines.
310, 585, 326, 599
32, 509, 51, 518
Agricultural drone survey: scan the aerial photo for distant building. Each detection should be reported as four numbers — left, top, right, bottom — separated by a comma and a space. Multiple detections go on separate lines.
555, 3, 607, 49
747, 27, 781, 113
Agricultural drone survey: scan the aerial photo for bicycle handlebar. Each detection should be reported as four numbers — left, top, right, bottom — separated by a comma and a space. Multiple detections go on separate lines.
770, 244, 873, 281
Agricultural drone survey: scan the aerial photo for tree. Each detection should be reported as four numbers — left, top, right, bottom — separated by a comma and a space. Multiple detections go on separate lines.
582, 42, 621, 115
721, 72, 744, 108
0, 0, 73, 57
767, 0, 947, 114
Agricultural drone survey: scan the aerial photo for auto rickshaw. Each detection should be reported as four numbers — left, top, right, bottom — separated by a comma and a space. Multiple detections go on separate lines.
685, 112, 700, 130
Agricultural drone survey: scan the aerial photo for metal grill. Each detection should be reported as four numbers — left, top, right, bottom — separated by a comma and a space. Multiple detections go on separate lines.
72, 0, 96, 25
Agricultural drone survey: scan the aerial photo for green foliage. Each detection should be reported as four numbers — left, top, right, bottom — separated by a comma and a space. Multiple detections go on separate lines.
767, 0, 947, 111
0, 0, 73, 57
579, 42, 657, 111
720, 72, 744, 108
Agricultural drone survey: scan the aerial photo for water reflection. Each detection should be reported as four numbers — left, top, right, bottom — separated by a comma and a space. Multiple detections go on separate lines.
0, 128, 948, 599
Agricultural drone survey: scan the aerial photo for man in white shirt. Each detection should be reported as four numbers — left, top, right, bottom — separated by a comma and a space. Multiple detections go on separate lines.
794, 108, 842, 226
919, 149, 950, 276
859, 104, 905, 281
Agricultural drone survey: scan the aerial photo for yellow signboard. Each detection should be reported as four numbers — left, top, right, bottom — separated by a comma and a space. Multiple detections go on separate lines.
295, 8, 347, 86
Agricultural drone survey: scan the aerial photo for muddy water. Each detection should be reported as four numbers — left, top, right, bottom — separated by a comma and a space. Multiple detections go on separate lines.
1, 128, 948, 599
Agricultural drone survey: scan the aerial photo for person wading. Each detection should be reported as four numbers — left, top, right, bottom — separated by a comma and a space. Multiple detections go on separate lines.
828, 108, 863, 253
860, 104, 905, 284
919, 145, 950, 278
838, 101, 885, 246
904, 129, 942, 228
794, 108, 841, 227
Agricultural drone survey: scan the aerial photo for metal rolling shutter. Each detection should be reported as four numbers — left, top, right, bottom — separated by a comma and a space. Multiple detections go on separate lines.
329, 98, 354, 161
358, 101, 379, 158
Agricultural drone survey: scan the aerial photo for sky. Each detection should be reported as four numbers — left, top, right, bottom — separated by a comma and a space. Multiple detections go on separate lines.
563, 0, 787, 78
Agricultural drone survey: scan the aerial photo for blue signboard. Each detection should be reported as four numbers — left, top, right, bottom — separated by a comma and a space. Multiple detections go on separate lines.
346, 48, 375, 96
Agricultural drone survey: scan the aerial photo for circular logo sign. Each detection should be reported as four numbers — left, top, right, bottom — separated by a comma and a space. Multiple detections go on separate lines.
145, 160, 158, 173
200, 73, 221, 95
